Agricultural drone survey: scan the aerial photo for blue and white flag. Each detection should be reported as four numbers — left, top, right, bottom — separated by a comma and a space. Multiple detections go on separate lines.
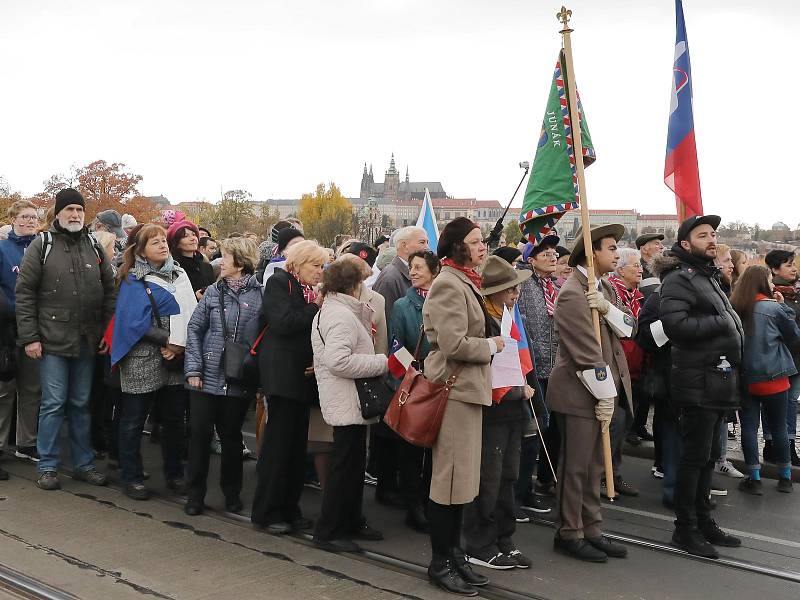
415, 187, 439, 252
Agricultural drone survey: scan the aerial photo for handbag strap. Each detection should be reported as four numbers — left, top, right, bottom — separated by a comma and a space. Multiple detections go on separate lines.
250, 324, 269, 355
141, 280, 165, 329
412, 325, 425, 361
218, 284, 241, 341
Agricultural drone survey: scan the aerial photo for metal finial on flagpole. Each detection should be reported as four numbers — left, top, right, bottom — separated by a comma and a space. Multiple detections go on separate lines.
557, 6, 573, 33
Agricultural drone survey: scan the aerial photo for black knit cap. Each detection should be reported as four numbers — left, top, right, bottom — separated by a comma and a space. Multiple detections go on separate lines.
54, 188, 85, 216
346, 242, 378, 267
437, 217, 479, 259
277, 227, 304, 254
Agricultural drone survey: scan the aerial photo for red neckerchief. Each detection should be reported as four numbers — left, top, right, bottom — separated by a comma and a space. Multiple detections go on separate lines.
416, 288, 429, 299
534, 272, 557, 316
288, 270, 318, 304
441, 258, 482, 289
755, 293, 772, 302
608, 274, 643, 320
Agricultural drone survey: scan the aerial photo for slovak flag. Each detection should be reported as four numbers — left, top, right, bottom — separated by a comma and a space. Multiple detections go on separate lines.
664, 0, 703, 221
388, 336, 415, 379
492, 304, 534, 403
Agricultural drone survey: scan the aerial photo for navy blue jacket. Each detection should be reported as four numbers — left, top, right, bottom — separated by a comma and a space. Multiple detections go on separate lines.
184, 276, 263, 397
742, 299, 800, 385
0, 230, 35, 311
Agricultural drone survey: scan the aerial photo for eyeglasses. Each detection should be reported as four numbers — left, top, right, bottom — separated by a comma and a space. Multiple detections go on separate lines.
538, 251, 559, 259
15, 214, 39, 221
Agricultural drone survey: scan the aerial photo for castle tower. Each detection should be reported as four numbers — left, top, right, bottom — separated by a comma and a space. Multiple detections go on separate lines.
385, 153, 400, 203
405, 166, 409, 183
360, 162, 371, 199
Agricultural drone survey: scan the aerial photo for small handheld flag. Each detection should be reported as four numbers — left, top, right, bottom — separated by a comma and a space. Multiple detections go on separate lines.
388, 337, 415, 379
665, 0, 703, 220
415, 187, 439, 252
519, 50, 595, 244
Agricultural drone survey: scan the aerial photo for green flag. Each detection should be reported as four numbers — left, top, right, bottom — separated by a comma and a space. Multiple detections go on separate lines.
519, 50, 595, 244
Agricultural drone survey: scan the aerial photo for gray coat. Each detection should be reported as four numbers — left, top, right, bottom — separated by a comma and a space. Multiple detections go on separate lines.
184, 276, 263, 397
372, 255, 411, 323
15, 225, 115, 358
517, 266, 560, 380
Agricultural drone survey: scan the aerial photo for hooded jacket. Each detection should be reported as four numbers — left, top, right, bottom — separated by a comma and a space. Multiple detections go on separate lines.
658, 246, 744, 410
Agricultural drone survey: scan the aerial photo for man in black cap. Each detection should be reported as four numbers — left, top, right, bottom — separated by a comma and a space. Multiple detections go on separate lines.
658, 214, 743, 558
636, 233, 665, 299
15, 188, 115, 491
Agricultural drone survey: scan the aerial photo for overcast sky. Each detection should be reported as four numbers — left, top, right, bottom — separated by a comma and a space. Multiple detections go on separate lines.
1, 0, 797, 227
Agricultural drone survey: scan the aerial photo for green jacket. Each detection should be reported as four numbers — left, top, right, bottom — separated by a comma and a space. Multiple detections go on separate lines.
388, 287, 429, 389
15, 225, 116, 358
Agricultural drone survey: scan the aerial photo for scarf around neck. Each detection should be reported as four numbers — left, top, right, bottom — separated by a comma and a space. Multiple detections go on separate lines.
225, 274, 251, 294
441, 258, 482, 289
288, 270, 318, 304
608, 273, 643, 319
132, 255, 177, 291
485, 298, 505, 320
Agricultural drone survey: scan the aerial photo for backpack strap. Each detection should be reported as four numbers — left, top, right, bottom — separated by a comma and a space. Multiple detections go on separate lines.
39, 232, 52, 266
87, 232, 105, 264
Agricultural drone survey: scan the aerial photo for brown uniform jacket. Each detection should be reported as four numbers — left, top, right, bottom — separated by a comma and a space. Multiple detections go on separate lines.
423, 266, 492, 406
546, 269, 633, 419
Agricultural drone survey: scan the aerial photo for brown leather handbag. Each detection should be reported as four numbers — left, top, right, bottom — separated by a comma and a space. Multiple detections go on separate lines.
383, 327, 463, 448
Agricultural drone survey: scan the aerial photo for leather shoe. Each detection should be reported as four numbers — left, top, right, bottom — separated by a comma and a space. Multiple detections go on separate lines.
427, 556, 478, 596
553, 536, 608, 562
586, 536, 628, 558
166, 478, 187, 496
184, 501, 204, 516
375, 490, 405, 509
452, 549, 489, 586
266, 522, 291, 535
671, 529, 719, 559
614, 476, 639, 497
351, 522, 384, 541
405, 504, 430, 533
291, 517, 314, 531
313, 537, 362, 553
225, 497, 244, 514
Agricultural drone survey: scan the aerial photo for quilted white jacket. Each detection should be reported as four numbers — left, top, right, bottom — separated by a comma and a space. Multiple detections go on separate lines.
311, 293, 388, 426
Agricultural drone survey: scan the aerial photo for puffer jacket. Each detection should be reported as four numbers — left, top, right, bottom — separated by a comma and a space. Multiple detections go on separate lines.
184, 275, 263, 397
311, 293, 388, 426
517, 265, 559, 380
741, 298, 800, 385
659, 246, 744, 410
15, 224, 116, 357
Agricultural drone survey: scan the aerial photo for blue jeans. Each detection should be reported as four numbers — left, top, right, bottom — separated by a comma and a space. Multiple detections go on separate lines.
37, 340, 96, 473
761, 374, 799, 442
741, 389, 790, 470
119, 386, 186, 485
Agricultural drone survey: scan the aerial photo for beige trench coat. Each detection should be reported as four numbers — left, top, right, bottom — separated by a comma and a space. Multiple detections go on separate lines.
423, 266, 492, 504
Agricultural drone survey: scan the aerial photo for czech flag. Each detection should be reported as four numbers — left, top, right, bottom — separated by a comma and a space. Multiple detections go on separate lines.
388, 336, 415, 379
664, 0, 703, 221
492, 304, 534, 403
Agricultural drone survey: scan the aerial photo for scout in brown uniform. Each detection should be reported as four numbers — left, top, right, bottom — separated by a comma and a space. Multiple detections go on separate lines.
547, 224, 634, 563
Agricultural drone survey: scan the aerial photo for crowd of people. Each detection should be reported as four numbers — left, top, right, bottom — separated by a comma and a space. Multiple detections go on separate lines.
0, 188, 798, 596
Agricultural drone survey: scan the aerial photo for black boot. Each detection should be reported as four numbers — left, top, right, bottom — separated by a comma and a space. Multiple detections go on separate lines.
427, 555, 478, 596
791, 442, 800, 467
452, 549, 489, 587
405, 502, 430, 533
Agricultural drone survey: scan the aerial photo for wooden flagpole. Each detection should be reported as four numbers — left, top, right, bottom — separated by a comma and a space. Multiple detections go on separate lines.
557, 6, 616, 501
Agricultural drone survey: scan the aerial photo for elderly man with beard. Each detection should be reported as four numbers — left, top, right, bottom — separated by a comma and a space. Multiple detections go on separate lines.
15, 188, 116, 491
659, 215, 744, 558
636, 233, 665, 299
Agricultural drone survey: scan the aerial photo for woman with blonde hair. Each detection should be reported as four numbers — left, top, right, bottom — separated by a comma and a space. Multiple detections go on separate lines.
251, 240, 326, 534
730, 249, 748, 289
110, 224, 197, 500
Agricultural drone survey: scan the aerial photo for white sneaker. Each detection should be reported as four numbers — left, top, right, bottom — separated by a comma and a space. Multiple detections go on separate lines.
714, 460, 744, 479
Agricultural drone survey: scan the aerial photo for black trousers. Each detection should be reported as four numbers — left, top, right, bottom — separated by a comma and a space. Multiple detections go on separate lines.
428, 501, 464, 558
631, 378, 652, 434
536, 378, 560, 487
314, 424, 367, 541
371, 424, 401, 495
674, 407, 724, 532
251, 396, 309, 526
186, 391, 250, 503
463, 419, 521, 556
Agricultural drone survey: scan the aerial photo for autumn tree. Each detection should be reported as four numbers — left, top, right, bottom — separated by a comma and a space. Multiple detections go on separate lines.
210, 189, 257, 238
298, 183, 353, 247
503, 219, 523, 246
254, 202, 281, 238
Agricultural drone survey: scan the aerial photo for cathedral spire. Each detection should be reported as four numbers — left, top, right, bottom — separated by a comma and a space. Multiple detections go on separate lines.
363, 162, 368, 176
405, 165, 409, 183
387, 153, 398, 175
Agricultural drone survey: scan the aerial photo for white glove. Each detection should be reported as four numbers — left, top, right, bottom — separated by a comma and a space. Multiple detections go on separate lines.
585, 288, 611, 315
595, 397, 615, 422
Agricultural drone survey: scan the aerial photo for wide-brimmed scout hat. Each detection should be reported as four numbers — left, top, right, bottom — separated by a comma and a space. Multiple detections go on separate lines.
481, 255, 532, 296
568, 224, 626, 268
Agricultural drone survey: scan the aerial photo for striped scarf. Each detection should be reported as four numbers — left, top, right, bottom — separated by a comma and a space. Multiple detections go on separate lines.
536, 273, 557, 316
608, 274, 643, 320
416, 288, 429, 299
288, 270, 318, 304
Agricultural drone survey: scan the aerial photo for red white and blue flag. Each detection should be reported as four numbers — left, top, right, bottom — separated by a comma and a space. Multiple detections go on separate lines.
388, 336, 415, 379
492, 304, 534, 403
664, 0, 703, 221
